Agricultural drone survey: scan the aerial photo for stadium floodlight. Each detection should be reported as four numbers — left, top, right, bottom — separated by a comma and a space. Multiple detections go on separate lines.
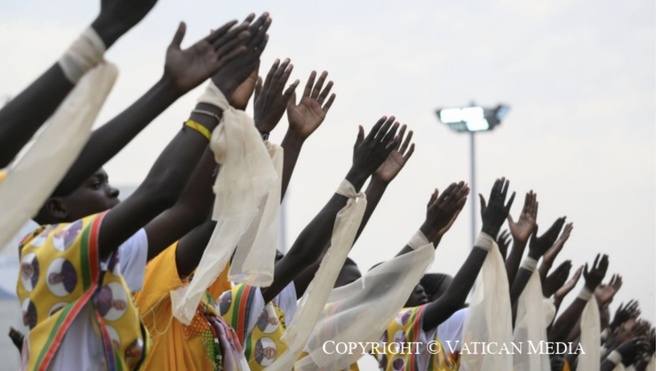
434, 103, 510, 245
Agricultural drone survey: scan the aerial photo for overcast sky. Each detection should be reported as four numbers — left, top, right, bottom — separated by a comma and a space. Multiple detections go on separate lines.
0, 0, 654, 347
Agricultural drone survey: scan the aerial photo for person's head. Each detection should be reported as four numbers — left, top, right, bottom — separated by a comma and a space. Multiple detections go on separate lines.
34, 168, 120, 225
419, 273, 454, 302
404, 283, 429, 307
334, 257, 362, 288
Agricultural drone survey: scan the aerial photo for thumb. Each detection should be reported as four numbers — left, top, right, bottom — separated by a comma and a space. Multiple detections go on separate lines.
531, 223, 539, 241
255, 76, 263, 99
354, 126, 365, 148
171, 22, 186, 49
479, 193, 486, 215
287, 90, 297, 111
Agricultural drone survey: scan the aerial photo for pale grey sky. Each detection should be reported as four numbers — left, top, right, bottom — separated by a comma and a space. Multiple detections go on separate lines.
0, 1, 655, 367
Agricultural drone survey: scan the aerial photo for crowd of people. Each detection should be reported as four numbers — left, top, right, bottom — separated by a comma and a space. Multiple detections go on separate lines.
0, 1, 654, 370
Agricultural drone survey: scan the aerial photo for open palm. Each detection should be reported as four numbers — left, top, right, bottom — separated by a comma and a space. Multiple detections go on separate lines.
373, 125, 415, 183
287, 71, 335, 139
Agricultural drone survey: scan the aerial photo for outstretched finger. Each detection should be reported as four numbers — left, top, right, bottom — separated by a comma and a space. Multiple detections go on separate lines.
282, 79, 299, 100
505, 191, 516, 212
403, 142, 415, 161
367, 117, 387, 141
399, 127, 411, 153
317, 80, 334, 106
375, 117, 396, 142
263, 59, 280, 92
170, 22, 187, 49
322, 93, 336, 113
311, 71, 328, 100
303, 71, 316, 98
255, 76, 263, 100
354, 125, 365, 148
207, 19, 240, 45
479, 194, 487, 216
274, 61, 294, 94
427, 189, 440, 208
381, 121, 399, 145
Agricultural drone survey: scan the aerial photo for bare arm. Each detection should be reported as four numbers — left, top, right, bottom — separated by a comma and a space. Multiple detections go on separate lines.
0, 0, 157, 167
503, 191, 537, 286
97, 14, 268, 259
423, 177, 514, 332
262, 117, 399, 303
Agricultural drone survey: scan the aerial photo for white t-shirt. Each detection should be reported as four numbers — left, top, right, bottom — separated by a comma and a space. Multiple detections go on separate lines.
21, 229, 148, 371
436, 307, 468, 351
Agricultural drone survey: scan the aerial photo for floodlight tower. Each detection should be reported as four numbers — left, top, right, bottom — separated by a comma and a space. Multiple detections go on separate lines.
435, 103, 510, 245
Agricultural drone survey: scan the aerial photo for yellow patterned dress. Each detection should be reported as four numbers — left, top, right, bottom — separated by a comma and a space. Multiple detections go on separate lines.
16, 212, 150, 371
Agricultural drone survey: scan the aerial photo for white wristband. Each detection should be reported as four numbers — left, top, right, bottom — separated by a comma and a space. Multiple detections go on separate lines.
58, 27, 106, 84
577, 286, 593, 301
521, 256, 538, 271
408, 230, 430, 251
606, 350, 622, 365
475, 231, 495, 251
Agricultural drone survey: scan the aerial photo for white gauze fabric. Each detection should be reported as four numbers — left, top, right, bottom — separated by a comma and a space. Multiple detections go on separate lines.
171, 81, 280, 325
461, 236, 513, 371
59, 27, 107, 84
0, 61, 117, 251
576, 294, 600, 371
263, 179, 367, 371
646, 354, 655, 370
513, 269, 552, 371
296, 243, 436, 371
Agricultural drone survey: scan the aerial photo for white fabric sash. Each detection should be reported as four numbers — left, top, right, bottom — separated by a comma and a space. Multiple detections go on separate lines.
461, 241, 513, 371
171, 82, 280, 325
576, 295, 600, 371
296, 243, 435, 371
0, 62, 117, 251
513, 269, 551, 371
263, 179, 367, 371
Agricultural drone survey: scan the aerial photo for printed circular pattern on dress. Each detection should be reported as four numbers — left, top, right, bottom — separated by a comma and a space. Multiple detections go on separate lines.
125, 338, 144, 366
97, 282, 128, 321
31, 225, 57, 248
20, 253, 39, 293
46, 258, 78, 297
106, 325, 121, 349
392, 356, 406, 371
254, 336, 277, 366
52, 220, 83, 251
256, 305, 279, 334
21, 298, 37, 329
48, 302, 68, 317
393, 330, 407, 352
218, 291, 232, 316
395, 309, 411, 326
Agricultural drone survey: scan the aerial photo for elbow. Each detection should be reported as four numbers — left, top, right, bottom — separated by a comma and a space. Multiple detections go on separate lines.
137, 180, 180, 211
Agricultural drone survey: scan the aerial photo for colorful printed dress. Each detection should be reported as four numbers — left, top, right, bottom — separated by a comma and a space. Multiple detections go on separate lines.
218, 282, 297, 370
379, 305, 436, 371
16, 212, 150, 371
134, 242, 248, 371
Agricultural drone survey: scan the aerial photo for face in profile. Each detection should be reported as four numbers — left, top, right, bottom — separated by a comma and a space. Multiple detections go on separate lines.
405, 284, 429, 307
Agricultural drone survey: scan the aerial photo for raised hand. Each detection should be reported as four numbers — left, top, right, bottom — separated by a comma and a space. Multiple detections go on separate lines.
420, 182, 470, 241
595, 274, 623, 307
617, 337, 650, 366
543, 222, 573, 265
505, 190, 537, 244
479, 177, 516, 239
432, 188, 468, 246
164, 20, 250, 94
213, 13, 271, 99
542, 260, 572, 298
347, 117, 400, 185
252, 59, 300, 133
610, 300, 641, 331
555, 264, 583, 300
230, 65, 260, 110
286, 70, 336, 140
91, 0, 158, 48
528, 217, 566, 260
497, 230, 512, 260
583, 254, 609, 292
373, 125, 415, 184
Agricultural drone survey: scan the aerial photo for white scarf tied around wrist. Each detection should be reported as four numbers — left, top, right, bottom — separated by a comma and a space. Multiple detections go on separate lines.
513, 269, 552, 371
263, 179, 367, 371
0, 29, 115, 252
171, 81, 280, 325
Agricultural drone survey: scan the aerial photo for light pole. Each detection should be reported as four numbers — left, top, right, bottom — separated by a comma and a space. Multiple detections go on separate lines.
435, 103, 510, 245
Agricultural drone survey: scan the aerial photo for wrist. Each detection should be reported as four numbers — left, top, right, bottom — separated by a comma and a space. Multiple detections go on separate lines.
528, 250, 543, 261
480, 226, 500, 240
419, 221, 436, 242
577, 285, 594, 301
282, 130, 305, 150
90, 18, 121, 49
474, 231, 495, 251
521, 256, 538, 271
345, 167, 369, 192
155, 74, 185, 103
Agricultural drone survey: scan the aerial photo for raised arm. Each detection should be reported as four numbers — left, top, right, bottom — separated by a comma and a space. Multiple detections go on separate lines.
541, 260, 572, 299
553, 265, 583, 311
0, 0, 157, 167
293, 125, 414, 295
422, 177, 515, 332
549, 254, 609, 343
538, 222, 573, 282
509, 217, 565, 306
97, 13, 269, 259
281, 70, 336, 197
503, 191, 537, 287
54, 17, 255, 196
262, 117, 399, 303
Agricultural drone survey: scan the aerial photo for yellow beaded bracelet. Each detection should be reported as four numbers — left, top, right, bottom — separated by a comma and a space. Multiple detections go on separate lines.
184, 120, 212, 141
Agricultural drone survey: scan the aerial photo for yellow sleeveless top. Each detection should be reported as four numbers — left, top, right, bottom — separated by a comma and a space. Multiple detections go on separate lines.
16, 212, 150, 371
379, 305, 429, 371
